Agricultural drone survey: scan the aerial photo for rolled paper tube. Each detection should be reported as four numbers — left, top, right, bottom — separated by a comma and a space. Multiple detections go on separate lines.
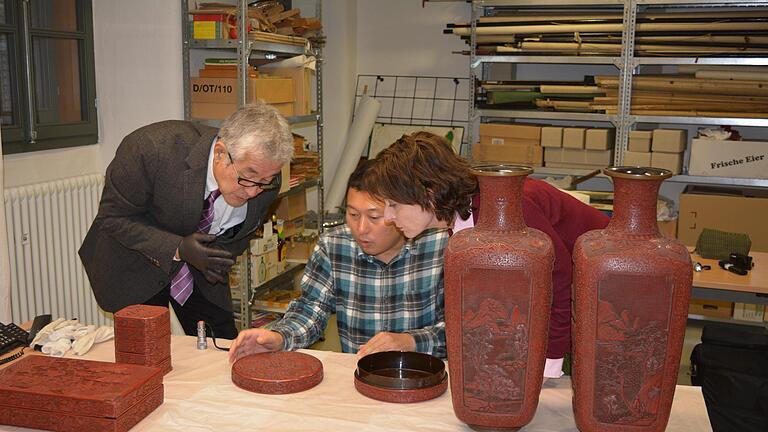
324, 94, 381, 212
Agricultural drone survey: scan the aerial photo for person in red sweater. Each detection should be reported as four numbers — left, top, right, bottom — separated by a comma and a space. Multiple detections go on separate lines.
365, 131, 609, 378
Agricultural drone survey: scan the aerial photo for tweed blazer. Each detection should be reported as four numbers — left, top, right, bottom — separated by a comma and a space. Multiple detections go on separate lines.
79, 120, 278, 312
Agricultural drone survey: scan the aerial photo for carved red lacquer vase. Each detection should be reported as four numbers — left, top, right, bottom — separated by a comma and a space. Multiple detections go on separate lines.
445, 165, 554, 430
572, 167, 693, 432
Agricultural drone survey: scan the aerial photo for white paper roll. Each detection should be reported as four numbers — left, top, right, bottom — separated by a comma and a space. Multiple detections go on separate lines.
324, 95, 381, 212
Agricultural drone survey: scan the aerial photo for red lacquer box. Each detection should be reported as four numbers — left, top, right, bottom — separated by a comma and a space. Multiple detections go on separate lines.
114, 305, 170, 337
0, 356, 164, 432
114, 332, 171, 354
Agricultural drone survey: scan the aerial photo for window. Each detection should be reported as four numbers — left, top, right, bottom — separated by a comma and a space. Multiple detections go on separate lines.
0, 0, 97, 154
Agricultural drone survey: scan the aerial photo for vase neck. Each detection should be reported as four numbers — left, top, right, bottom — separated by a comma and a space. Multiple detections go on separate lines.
476, 175, 526, 231
607, 177, 661, 236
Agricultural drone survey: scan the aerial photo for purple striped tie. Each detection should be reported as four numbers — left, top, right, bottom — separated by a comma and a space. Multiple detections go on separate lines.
170, 189, 221, 305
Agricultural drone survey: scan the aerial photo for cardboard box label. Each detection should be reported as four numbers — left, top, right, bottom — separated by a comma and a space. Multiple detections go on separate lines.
191, 77, 294, 104
689, 138, 768, 179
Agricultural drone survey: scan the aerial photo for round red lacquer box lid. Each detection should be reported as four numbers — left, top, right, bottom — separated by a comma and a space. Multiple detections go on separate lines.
232, 351, 323, 394
353, 351, 448, 403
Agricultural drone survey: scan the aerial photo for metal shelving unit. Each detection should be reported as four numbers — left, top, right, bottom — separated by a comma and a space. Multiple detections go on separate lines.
466, 0, 768, 188
181, 0, 324, 330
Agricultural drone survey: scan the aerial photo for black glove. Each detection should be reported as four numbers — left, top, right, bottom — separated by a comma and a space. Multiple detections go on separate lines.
204, 268, 229, 284
178, 233, 235, 276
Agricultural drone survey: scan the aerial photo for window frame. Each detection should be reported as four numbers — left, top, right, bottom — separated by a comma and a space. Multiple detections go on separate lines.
1, 0, 98, 155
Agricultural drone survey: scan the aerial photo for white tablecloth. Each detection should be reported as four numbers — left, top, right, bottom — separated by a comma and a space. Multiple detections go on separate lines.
2, 336, 712, 431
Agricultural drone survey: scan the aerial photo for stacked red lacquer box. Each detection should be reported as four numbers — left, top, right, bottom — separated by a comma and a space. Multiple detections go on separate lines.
114, 305, 173, 375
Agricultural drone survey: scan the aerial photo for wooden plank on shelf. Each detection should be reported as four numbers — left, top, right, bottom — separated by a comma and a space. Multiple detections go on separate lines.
595, 76, 768, 96
453, 21, 768, 36
695, 71, 768, 81
625, 109, 768, 118
536, 99, 594, 110
249, 30, 308, 46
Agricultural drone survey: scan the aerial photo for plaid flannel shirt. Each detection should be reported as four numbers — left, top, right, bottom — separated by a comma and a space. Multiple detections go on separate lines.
271, 225, 448, 357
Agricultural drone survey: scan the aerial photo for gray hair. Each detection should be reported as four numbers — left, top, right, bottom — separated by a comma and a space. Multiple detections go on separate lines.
218, 101, 294, 165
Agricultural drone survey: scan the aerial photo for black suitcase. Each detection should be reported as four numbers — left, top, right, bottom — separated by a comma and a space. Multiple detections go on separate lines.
690, 323, 768, 432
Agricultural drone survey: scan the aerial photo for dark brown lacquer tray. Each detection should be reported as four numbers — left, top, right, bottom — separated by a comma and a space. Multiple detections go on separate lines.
354, 351, 448, 403
232, 351, 323, 395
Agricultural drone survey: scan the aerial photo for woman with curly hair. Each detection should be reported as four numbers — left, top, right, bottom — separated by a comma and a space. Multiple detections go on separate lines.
365, 131, 609, 378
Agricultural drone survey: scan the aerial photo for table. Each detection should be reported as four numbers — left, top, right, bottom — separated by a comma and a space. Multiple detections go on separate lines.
2, 336, 711, 432
691, 250, 768, 307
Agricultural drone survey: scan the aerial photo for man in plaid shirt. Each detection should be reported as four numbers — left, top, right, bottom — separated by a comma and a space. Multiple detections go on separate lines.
229, 160, 448, 362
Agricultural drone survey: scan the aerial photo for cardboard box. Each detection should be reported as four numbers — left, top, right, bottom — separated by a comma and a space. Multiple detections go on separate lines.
190, 77, 294, 104
544, 148, 613, 166
479, 136, 539, 147
545, 161, 606, 170
562, 128, 586, 149
688, 138, 768, 179
472, 143, 543, 166
651, 151, 684, 174
275, 192, 307, 221
198, 68, 258, 79
250, 235, 279, 287
260, 65, 313, 116
285, 237, 317, 261
732, 303, 766, 323
585, 128, 615, 150
689, 298, 733, 319
279, 163, 291, 194
540, 127, 563, 148
658, 219, 677, 238
191, 101, 294, 120
652, 129, 687, 153
628, 130, 652, 152
678, 184, 768, 251
479, 123, 542, 141
623, 150, 652, 166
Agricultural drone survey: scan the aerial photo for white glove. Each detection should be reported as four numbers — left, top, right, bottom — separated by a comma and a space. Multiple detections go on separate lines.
74, 325, 96, 339
72, 325, 114, 356
72, 334, 95, 356
93, 326, 114, 343
48, 324, 79, 342
30, 318, 66, 347
41, 339, 72, 357
53, 319, 79, 330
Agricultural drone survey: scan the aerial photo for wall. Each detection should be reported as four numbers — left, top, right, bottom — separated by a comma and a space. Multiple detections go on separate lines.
2, 0, 183, 188
356, 0, 468, 77
319, 0, 470, 188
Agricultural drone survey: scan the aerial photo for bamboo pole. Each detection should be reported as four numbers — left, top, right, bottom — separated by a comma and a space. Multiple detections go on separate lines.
592, 103, 768, 112
678, 65, 768, 74
539, 85, 603, 94
595, 76, 768, 96
695, 71, 768, 81
465, 10, 768, 25
454, 22, 768, 36
510, 42, 768, 54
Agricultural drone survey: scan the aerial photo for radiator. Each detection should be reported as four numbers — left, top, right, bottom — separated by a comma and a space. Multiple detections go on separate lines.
3, 174, 111, 325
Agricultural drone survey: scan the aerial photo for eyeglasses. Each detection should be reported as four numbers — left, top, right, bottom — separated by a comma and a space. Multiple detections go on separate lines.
227, 152, 279, 190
